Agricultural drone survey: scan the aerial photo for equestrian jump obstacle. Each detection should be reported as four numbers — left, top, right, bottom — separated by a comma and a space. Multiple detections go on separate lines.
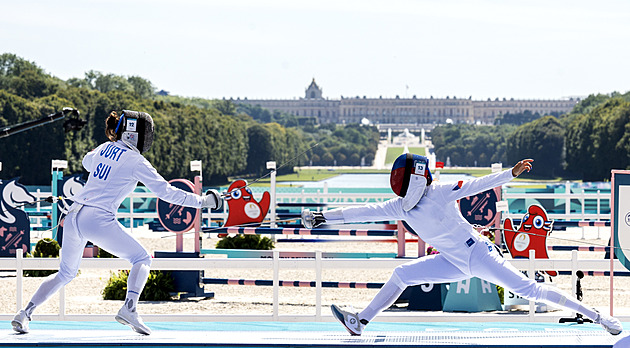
207, 226, 397, 237
555, 221, 611, 228
202, 278, 384, 288
205, 222, 425, 258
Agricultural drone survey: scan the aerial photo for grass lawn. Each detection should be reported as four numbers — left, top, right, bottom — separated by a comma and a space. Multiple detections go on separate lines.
249, 167, 554, 185
437, 167, 492, 177
384, 146, 426, 164
252, 168, 389, 185
242, 153, 561, 185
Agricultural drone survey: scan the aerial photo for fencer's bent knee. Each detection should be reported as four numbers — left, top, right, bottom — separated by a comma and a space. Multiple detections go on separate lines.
126, 247, 151, 266
134, 252, 151, 267
391, 266, 409, 289
55, 268, 77, 286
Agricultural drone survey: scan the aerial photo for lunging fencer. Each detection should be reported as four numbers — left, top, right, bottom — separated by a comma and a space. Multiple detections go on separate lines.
12, 110, 223, 335
302, 153, 622, 336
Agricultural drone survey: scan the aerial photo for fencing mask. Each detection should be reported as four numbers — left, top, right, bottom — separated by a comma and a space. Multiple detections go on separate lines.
115, 110, 154, 154
390, 153, 432, 211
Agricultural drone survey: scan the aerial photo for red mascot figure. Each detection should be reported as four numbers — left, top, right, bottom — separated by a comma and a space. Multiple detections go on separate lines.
503, 204, 556, 276
224, 179, 270, 227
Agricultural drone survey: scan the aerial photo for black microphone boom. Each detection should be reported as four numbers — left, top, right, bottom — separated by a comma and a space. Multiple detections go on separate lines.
0, 107, 82, 139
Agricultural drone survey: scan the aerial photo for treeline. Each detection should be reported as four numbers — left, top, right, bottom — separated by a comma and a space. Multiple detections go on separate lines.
431, 92, 630, 181
152, 96, 379, 168
493, 110, 561, 126
563, 94, 630, 181
306, 123, 379, 166
0, 53, 379, 185
432, 124, 516, 167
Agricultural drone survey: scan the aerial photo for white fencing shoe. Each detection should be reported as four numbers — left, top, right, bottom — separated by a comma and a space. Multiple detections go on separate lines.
595, 311, 623, 335
11, 309, 30, 334
331, 304, 367, 336
115, 305, 151, 335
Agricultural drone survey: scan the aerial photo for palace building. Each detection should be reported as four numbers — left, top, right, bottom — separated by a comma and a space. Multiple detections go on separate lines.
234, 79, 578, 126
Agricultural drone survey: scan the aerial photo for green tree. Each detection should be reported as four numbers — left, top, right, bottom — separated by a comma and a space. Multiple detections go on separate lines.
589, 99, 630, 180
0, 91, 69, 183
93, 73, 133, 94
432, 124, 515, 167
0, 53, 381, 185
214, 100, 237, 116
571, 94, 612, 115
128, 76, 155, 99
494, 110, 542, 125
564, 113, 595, 178
564, 95, 630, 180
246, 124, 274, 176
321, 152, 334, 165
507, 116, 564, 178
0, 53, 59, 99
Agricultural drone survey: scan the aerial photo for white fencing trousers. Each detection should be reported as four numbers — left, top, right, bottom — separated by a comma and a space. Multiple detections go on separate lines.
359, 238, 597, 322
29, 205, 152, 307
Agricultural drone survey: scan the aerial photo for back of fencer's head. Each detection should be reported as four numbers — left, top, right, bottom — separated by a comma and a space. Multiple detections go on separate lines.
105, 110, 154, 153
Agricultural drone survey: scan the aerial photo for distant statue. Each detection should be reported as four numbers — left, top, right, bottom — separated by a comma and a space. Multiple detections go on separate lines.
399, 128, 414, 138
393, 128, 420, 146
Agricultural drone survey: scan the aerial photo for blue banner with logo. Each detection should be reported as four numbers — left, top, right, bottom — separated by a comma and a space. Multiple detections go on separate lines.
0, 178, 34, 256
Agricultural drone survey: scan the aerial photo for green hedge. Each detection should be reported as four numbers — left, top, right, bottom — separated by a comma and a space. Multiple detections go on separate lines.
102, 270, 175, 301
24, 238, 60, 277
216, 234, 274, 250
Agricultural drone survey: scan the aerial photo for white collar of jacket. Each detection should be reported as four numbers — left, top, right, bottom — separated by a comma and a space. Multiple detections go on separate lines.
117, 139, 140, 154
402, 175, 427, 211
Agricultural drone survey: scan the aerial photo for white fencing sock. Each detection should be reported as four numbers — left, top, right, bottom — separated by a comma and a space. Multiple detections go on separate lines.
24, 302, 36, 318
540, 285, 598, 320
124, 263, 150, 311
359, 277, 405, 322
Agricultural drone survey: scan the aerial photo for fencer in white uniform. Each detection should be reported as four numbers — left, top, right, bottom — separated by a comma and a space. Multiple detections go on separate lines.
302, 153, 622, 336
12, 110, 222, 335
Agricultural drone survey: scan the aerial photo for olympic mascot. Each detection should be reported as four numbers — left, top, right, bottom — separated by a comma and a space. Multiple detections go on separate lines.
224, 179, 270, 227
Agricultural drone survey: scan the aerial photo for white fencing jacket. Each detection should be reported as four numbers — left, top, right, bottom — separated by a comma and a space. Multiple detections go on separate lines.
73, 141, 203, 214
331, 169, 515, 273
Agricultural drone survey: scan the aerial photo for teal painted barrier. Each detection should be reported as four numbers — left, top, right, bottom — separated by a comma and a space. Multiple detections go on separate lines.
442, 277, 502, 312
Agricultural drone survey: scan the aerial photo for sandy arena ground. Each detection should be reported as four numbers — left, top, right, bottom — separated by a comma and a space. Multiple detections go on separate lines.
2, 226, 629, 319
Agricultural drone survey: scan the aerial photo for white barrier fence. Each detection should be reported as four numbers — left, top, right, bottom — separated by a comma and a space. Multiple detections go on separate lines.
1, 250, 628, 323
501, 181, 609, 221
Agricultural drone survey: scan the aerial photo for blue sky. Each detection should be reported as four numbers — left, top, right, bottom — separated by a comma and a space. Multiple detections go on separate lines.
2, 0, 629, 100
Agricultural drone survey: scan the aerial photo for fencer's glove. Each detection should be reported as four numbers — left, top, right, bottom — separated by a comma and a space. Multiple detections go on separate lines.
301, 209, 326, 229
202, 189, 223, 210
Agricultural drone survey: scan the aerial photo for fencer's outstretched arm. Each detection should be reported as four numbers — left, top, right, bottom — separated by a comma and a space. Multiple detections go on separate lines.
307, 158, 534, 227
133, 157, 205, 208
441, 159, 533, 202
322, 198, 403, 225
